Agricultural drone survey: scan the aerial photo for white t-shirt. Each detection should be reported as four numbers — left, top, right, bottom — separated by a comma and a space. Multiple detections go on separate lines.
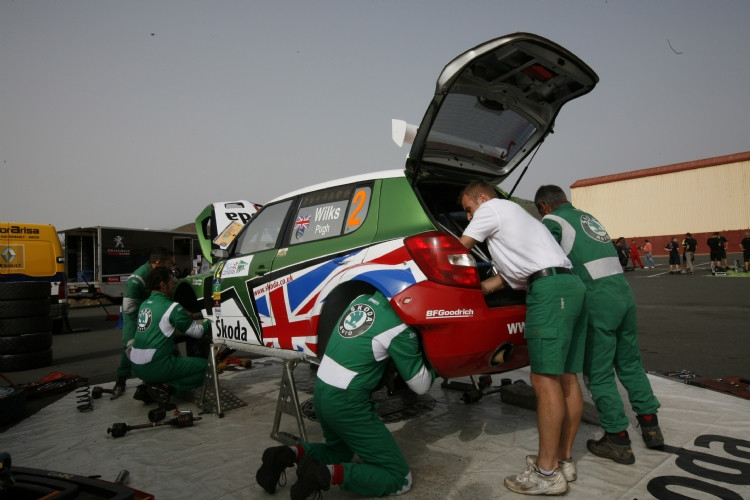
462, 198, 572, 290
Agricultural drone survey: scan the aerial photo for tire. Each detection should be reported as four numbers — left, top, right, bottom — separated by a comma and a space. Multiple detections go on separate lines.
0, 386, 27, 425
0, 298, 50, 319
0, 332, 52, 354
0, 348, 53, 372
0, 281, 49, 300
0, 316, 52, 337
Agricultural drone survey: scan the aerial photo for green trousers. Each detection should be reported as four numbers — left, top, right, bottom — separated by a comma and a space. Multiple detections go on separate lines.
583, 283, 660, 433
132, 354, 206, 394
301, 383, 410, 497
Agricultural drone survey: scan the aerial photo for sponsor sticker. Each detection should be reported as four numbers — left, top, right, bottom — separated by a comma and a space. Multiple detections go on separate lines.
221, 258, 252, 278
425, 308, 474, 319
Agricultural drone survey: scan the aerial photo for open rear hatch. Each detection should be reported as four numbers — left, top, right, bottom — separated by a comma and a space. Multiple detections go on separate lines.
401, 32, 599, 185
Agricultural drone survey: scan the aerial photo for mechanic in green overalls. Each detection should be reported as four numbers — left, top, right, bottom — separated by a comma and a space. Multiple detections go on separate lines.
128, 266, 211, 400
534, 185, 664, 465
111, 247, 174, 398
256, 290, 436, 499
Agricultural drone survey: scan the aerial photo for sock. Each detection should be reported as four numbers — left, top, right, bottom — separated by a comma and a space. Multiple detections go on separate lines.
606, 430, 631, 445
638, 413, 659, 426
537, 467, 555, 476
330, 464, 344, 485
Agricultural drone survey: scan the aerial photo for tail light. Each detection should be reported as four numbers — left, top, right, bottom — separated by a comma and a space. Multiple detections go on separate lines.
403, 231, 480, 288
57, 278, 67, 302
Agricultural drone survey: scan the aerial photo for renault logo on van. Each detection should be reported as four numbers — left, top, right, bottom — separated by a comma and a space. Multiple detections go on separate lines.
1, 247, 16, 263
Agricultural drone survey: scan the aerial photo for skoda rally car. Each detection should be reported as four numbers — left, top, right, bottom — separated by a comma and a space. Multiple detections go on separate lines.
174, 33, 598, 379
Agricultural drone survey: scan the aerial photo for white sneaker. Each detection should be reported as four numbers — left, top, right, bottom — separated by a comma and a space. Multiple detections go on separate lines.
505, 466, 567, 495
526, 455, 576, 482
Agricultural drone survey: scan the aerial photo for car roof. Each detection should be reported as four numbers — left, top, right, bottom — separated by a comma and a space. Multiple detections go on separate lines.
267, 169, 405, 204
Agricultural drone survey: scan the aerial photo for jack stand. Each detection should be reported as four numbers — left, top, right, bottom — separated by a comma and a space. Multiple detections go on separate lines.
194, 344, 247, 418
270, 360, 308, 446
197, 344, 224, 417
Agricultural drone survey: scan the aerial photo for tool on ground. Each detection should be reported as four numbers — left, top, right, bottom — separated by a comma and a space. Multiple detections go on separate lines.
148, 407, 166, 422
107, 411, 201, 438
91, 386, 118, 400
216, 346, 252, 372
114, 469, 129, 485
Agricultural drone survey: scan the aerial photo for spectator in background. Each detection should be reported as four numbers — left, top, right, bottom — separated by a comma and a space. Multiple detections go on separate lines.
629, 240, 644, 270
665, 238, 680, 274
615, 238, 629, 268
719, 232, 730, 270
707, 232, 724, 272
681, 233, 698, 274
740, 231, 750, 272
642, 239, 655, 269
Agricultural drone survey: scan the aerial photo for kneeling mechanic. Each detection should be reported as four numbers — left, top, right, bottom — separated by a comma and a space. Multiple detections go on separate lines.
256, 290, 436, 499
129, 266, 211, 400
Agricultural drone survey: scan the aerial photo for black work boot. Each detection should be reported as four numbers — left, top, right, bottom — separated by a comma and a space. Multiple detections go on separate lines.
132, 383, 154, 403
256, 445, 296, 494
637, 414, 665, 449
587, 432, 635, 464
290, 456, 331, 500
111, 376, 127, 399
145, 383, 171, 405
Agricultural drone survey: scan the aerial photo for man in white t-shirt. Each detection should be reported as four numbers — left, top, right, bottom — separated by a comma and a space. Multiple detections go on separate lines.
459, 181, 587, 496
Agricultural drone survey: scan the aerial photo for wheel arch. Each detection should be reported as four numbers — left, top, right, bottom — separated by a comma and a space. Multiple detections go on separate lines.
174, 282, 202, 314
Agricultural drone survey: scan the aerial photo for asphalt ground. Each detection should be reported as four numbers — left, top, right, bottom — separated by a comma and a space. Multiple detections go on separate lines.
2, 253, 748, 433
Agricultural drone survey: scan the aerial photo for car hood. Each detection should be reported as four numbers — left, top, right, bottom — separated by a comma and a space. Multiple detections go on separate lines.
403, 32, 598, 185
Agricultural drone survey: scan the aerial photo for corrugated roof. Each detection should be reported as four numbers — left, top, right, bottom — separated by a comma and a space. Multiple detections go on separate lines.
571, 150, 750, 188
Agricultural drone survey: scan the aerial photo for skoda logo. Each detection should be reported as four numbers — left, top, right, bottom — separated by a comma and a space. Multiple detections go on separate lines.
137, 308, 153, 332
580, 214, 610, 243
337, 304, 375, 338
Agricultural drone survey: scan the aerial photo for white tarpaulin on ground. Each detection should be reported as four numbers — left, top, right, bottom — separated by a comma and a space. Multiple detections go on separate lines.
3, 359, 749, 499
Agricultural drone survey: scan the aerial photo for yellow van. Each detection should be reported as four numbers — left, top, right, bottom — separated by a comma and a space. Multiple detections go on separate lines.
0, 222, 65, 303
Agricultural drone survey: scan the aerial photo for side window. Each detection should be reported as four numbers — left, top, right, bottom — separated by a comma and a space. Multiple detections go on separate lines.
288, 184, 372, 246
234, 200, 293, 256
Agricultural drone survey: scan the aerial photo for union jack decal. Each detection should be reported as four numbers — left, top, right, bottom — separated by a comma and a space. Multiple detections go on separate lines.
295, 214, 311, 239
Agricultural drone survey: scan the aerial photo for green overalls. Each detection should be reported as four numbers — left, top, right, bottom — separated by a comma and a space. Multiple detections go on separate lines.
302, 291, 435, 496
543, 202, 660, 433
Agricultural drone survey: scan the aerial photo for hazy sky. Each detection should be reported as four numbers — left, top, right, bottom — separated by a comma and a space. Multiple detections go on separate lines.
2, 1, 749, 231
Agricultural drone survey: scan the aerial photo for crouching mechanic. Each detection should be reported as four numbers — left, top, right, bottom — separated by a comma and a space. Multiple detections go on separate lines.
256, 290, 436, 499
129, 267, 211, 400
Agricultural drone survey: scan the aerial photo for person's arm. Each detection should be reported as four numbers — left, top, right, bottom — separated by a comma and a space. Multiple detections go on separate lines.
481, 274, 505, 295
170, 304, 211, 339
460, 234, 477, 251
388, 328, 436, 395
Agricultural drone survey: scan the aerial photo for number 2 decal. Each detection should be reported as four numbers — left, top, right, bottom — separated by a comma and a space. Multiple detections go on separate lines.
347, 189, 367, 227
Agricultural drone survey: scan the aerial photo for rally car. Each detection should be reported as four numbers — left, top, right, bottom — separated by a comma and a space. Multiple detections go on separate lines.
174, 32, 598, 378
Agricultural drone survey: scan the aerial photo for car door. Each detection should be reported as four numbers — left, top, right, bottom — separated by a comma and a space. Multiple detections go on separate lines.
255, 181, 378, 354
212, 199, 294, 348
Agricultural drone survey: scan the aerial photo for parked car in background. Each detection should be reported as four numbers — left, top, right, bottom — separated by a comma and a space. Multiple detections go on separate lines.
175, 32, 598, 378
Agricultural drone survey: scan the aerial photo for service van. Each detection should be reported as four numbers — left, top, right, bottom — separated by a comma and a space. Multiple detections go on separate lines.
0, 222, 66, 300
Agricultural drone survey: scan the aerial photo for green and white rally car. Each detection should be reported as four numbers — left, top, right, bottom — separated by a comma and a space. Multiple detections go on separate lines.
175, 32, 598, 379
